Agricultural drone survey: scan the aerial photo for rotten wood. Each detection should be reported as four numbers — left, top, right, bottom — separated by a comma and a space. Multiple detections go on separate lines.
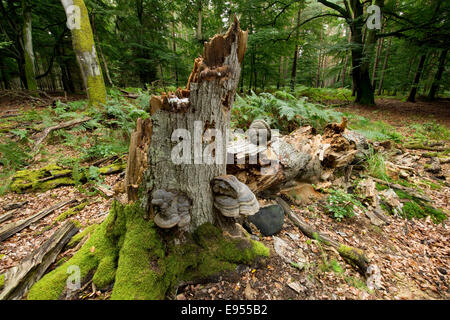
0, 210, 16, 225
3, 201, 28, 212
0, 199, 78, 242
227, 124, 361, 195
276, 197, 369, 275
0, 220, 78, 300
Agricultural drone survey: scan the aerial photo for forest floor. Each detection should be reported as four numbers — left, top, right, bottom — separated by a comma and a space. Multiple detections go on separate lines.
0, 92, 448, 300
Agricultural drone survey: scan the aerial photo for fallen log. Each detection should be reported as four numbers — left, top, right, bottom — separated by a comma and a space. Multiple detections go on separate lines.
3, 201, 28, 211
0, 220, 78, 300
276, 197, 369, 275
0, 199, 78, 242
227, 121, 366, 194
32, 117, 92, 153
370, 177, 431, 202
10, 162, 126, 193
0, 210, 16, 225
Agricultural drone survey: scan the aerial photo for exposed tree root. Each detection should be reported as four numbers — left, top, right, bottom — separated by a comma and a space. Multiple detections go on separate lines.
27, 200, 269, 300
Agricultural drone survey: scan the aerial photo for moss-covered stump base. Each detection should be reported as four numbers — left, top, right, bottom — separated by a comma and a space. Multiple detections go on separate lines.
27, 201, 269, 300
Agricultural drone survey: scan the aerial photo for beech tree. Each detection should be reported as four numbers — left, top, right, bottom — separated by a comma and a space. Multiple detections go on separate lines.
60, 0, 106, 106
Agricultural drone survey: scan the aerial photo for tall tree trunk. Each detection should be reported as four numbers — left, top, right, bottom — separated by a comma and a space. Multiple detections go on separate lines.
376, 36, 392, 95
196, 0, 203, 41
349, 0, 376, 105
22, 0, 37, 91
0, 56, 10, 89
406, 54, 426, 103
341, 30, 351, 88
290, 4, 302, 92
90, 12, 113, 87
371, 34, 384, 90
60, 0, 106, 106
316, 27, 323, 88
172, 18, 179, 87
428, 49, 448, 100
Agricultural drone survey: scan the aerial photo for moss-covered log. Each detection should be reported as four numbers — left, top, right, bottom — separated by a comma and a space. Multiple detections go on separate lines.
10, 162, 125, 193
27, 201, 268, 300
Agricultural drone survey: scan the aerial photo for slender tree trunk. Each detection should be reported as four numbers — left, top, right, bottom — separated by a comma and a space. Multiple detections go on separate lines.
0, 56, 10, 89
428, 49, 447, 100
172, 19, 179, 87
90, 12, 113, 87
371, 34, 384, 90
22, 0, 37, 91
341, 30, 351, 88
60, 0, 106, 106
316, 27, 323, 88
290, 4, 302, 92
407, 54, 427, 103
196, 1, 203, 41
377, 36, 392, 95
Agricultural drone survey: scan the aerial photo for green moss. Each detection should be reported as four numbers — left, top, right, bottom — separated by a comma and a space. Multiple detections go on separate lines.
68, 224, 98, 248
98, 162, 126, 175
28, 201, 269, 300
28, 202, 123, 300
10, 162, 126, 193
338, 244, 368, 272
401, 200, 447, 224
55, 201, 89, 222
0, 273, 4, 291
10, 164, 74, 193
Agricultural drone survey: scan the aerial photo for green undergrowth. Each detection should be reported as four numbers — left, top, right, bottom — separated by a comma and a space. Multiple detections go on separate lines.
232, 91, 404, 143
325, 188, 364, 221
27, 201, 269, 300
384, 189, 447, 223
0, 90, 148, 195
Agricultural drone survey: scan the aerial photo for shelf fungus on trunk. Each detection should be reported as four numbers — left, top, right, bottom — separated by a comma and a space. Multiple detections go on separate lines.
151, 189, 192, 229
248, 119, 272, 146
211, 175, 259, 218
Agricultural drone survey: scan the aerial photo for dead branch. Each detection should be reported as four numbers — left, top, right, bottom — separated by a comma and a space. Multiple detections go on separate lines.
32, 117, 92, 153
276, 197, 370, 275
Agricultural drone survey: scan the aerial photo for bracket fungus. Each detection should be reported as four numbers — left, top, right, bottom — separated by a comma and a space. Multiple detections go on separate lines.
211, 175, 259, 218
248, 119, 271, 146
151, 189, 192, 229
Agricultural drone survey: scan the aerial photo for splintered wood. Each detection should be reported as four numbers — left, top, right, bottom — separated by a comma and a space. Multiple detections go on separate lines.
227, 119, 362, 194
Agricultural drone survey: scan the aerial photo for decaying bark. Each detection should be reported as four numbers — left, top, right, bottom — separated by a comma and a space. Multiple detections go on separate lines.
125, 18, 248, 231
227, 118, 361, 195
0, 221, 78, 300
